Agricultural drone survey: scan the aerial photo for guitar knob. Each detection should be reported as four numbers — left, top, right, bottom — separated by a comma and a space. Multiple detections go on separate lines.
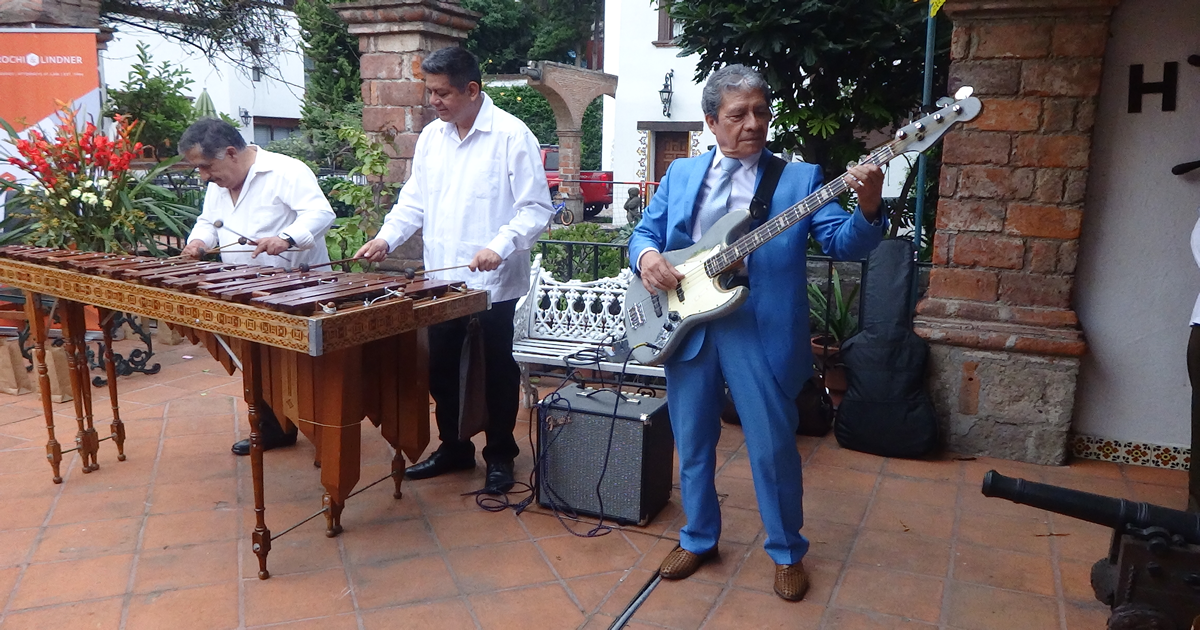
668, 312, 681, 322
663, 322, 676, 332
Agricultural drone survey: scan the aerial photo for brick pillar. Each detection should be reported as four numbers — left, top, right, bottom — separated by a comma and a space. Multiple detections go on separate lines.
0, 0, 110, 46
0, 0, 100, 28
523, 61, 617, 217
334, 0, 478, 267
913, 0, 1119, 465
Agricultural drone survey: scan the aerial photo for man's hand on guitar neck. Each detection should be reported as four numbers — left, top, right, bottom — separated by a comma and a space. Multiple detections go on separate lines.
843, 164, 884, 223
639, 250, 686, 293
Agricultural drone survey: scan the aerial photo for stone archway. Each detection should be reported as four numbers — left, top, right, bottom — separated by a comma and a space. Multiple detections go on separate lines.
521, 61, 617, 216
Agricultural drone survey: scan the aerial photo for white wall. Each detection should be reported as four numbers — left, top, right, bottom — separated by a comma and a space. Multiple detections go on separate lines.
603, 0, 715, 226
1073, 0, 1200, 446
100, 17, 307, 144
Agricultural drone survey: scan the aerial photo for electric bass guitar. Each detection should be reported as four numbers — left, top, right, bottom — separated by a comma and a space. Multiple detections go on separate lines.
623, 87, 983, 366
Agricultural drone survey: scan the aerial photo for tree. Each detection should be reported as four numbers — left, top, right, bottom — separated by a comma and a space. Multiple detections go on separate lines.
104, 43, 196, 158
462, 0, 536, 75
291, 0, 362, 170
670, 0, 950, 183
100, 0, 292, 75
528, 0, 604, 68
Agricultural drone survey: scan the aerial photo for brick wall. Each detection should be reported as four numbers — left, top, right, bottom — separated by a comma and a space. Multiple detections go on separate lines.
914, 0, 1120, 464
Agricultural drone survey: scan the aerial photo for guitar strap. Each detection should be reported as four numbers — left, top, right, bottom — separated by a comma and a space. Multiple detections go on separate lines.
749, 155, 788, 222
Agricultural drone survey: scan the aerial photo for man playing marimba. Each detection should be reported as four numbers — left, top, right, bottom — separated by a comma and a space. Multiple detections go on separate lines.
179, 118, 336, 456
356, 47, 554, 495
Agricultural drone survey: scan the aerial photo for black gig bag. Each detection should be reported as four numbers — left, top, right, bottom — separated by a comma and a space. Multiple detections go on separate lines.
833, 239, 938, 458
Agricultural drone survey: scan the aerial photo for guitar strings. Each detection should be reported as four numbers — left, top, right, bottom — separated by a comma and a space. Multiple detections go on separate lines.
625, 156, 886, 313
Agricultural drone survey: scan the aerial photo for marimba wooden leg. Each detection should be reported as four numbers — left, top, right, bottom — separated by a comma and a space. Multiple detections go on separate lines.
364, 331, 429, 501
243, 342, 272, 579
60, 301, 99, 473
312, 347, 363, 538
97, 308, 126, 461
23, 292, 63, 483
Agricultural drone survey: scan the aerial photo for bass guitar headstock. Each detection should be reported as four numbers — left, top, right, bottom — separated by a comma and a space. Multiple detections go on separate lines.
891, 86, 982, 154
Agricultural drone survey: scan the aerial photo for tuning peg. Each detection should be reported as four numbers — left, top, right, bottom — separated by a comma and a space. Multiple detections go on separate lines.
936, 96, 954, 107
954, 85, 974, 100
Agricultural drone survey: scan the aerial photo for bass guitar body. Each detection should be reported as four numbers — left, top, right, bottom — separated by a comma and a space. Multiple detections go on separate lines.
625, 210, 753, 366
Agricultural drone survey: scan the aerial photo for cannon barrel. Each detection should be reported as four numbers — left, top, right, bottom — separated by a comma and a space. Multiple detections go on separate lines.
982, 470, 1200, 545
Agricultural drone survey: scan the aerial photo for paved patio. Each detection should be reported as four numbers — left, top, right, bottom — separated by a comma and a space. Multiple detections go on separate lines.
0, 337, 1188, 630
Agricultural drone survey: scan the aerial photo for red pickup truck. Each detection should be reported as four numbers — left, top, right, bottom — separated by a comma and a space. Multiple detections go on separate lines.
540, 145, 613, 220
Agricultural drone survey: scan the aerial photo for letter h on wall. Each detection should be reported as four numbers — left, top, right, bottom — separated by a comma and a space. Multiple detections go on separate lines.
1128, 62, 1178, 113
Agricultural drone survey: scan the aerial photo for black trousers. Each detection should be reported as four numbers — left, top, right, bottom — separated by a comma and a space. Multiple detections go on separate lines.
1188, 326, 1200, 511
427, 298, 521, 465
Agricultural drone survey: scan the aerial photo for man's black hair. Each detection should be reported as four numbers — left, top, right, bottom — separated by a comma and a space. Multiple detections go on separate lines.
178, 118, 246, 159
420, 46, 482, 92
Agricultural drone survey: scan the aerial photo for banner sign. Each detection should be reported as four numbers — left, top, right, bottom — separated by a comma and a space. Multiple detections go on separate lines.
0, 28, 102, 217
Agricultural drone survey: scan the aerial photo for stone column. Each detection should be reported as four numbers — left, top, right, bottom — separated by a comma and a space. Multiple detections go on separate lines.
914, 0, 1119, 465
523, 61, 618, 217
0, 0, 110, 46
0, 0, 101, 28
334, 0, 479, 267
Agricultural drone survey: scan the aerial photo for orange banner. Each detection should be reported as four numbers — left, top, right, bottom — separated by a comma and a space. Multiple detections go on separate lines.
0, 29, 100, 132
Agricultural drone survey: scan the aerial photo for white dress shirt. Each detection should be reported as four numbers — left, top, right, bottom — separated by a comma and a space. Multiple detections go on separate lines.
375, 94, 554, 303
690, 149, 761, 242
637, 149, 761, 270
187, 147, 335, 269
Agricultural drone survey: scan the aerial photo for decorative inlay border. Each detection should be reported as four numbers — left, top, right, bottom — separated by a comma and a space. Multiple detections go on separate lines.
636, 130, 648, 182
0, 258, 429, 355
1070, 433, 1190, 471
690, 130, 701, 157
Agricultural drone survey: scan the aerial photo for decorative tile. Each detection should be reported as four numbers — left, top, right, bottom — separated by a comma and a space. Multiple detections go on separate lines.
1070, 433, 1189, 470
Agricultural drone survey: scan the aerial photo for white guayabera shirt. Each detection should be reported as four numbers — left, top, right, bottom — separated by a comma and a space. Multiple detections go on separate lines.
375, 94, 554, 303
187, 148, 335, 269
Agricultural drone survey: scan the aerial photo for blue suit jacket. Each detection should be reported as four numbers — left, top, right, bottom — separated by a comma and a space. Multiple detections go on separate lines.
628, 148, 884, 398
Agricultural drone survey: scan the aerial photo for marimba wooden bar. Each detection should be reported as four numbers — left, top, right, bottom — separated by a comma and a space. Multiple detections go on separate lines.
0, 246, 489, 578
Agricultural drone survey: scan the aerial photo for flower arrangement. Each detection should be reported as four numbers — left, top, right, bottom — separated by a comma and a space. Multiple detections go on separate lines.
1, 103, 196, 254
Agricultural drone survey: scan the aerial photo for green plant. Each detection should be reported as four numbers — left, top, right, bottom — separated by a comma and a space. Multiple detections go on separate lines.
482, 87, 603, 171
104, 43, 198, 159
670, 0, 950, 184
537, 222, 624, 281
324, 126, 400, 271
807, 267, 859, 343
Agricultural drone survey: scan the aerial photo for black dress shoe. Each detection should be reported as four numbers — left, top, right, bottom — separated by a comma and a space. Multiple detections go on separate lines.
483, 461, 515, 495
230, 425, 298, 456
405, 450, 476, 480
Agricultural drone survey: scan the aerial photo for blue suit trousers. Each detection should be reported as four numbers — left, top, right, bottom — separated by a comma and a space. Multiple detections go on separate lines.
665, 304, 809, 565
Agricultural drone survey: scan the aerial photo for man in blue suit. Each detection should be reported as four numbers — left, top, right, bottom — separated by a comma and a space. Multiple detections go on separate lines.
628, 64, 885, 601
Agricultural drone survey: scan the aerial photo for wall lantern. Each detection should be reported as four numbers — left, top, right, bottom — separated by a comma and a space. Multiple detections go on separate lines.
659, 70, 674, 118
239, 107, 252, 126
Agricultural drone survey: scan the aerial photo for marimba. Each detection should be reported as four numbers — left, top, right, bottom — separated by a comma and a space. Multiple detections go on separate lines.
0, 245, 489, 578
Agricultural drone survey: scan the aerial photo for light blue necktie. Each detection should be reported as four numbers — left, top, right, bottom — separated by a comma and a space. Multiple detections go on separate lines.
695, 156, 741, 236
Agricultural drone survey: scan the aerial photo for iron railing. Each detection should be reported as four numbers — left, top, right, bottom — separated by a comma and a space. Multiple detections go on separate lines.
532, 238, 932, 340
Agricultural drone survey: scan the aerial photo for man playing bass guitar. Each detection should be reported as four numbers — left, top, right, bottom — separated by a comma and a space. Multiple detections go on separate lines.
628, 64, 885, 601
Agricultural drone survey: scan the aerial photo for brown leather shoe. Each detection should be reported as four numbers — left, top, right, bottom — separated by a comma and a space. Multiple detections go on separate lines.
659, 545, 718, 580
774, 561, 810, 601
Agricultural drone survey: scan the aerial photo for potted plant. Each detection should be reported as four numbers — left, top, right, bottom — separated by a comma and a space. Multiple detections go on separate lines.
807, 267, 860, 406
0, 103, 197, 254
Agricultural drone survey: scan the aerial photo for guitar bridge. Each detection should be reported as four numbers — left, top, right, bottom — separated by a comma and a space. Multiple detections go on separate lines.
629, 303, 645, 329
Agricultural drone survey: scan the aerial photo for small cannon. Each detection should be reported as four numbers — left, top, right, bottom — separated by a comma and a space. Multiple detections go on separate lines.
982, 470, 1200, 630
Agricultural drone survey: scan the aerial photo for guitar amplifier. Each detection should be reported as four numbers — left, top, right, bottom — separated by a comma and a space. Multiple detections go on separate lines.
536, 385, 673, 526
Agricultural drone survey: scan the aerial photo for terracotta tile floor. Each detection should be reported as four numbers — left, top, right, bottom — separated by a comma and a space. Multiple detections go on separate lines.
0, 338, 1190, 629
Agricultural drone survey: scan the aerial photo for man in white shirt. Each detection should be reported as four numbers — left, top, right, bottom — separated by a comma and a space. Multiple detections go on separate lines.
356, 47, 554, 494
178, 118, 337, 456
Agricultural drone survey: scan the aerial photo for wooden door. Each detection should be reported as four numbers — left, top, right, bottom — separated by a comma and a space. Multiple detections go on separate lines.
653, 131, 690, 183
